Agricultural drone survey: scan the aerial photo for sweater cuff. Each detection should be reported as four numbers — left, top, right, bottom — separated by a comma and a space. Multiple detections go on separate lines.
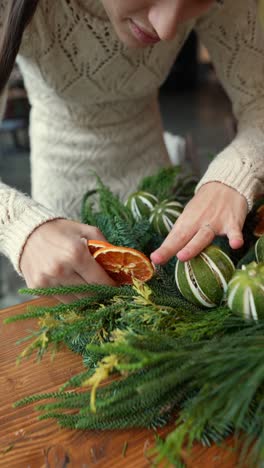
195, 147, 263, 211
2, 204, 65, 275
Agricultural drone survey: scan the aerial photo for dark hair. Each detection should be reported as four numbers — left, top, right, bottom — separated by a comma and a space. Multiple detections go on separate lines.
0, 0, 39, 93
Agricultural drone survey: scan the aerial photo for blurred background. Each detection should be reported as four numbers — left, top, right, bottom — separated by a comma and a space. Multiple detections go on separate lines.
0, 33, 234, 308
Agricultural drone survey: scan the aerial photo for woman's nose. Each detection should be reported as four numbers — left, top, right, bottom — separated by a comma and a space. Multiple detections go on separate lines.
148, 3, 180, 41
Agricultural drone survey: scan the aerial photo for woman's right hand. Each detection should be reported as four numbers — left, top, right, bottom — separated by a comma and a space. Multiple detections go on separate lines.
20, 219, 116, 303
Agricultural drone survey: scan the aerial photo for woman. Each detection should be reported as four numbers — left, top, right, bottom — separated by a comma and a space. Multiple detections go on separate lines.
0, 0, 263, 300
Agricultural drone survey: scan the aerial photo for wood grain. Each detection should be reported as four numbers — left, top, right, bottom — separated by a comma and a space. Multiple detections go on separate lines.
0, 298, 242, 468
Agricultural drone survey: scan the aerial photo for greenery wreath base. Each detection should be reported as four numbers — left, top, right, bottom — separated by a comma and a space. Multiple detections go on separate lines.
5, 167, 264, 467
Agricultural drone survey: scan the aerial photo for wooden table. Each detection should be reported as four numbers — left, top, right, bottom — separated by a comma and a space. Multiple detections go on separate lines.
0, 298, 241, 467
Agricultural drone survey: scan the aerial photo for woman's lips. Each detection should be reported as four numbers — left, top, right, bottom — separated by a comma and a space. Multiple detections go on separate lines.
128, 19, 160, 45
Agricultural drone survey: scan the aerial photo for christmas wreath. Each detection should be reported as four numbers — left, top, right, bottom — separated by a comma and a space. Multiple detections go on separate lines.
5, 167, 264, 467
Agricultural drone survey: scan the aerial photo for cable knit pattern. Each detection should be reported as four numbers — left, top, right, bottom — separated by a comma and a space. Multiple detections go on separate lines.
0, 0, 264, 274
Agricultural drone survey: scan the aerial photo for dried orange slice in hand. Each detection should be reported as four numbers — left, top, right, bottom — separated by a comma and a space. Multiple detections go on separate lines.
254, 204, 264, 237
93, 246, 154, 285
87, 239, 113, 255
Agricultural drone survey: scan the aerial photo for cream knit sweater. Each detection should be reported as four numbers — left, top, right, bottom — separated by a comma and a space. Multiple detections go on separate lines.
0, 0, 264, 274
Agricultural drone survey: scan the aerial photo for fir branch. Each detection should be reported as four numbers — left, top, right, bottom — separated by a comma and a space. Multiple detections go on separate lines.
166, 306, 232, 341
4, 298, 97, 323
16, 329, 49, 364
148, 264, 182, 297
106, 217, 152, 251
117, 305, 231, 341
6, 286, 133, 324
81, 173, 132, 224
60, 368, 94, 391
11, 300, 129, 361
25, 348, 193, 430
28, 327, 264, 464
95, 215, 152, 251
74, 392, 176, 431
94, 174, 133, 222
13, 323, 264, 465
151, 330, 264, 466
19, 284, 132, 298
138, 166, 182, 201
43, 302, 129, 356
82, 354, 119, 412
81, 189, 98, 225
35, 391, 91, 412
14, 390, 81, 408
76, 174, 157, 248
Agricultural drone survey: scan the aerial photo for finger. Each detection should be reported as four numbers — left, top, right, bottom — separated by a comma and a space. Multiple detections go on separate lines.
150, 222, 196, 265
79, 224, 107, 242
227, 225, 244, 250
176, 225, 216, 262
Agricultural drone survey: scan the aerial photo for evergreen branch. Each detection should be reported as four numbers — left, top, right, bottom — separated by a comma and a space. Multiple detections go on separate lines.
74, 394, 176, 430
35, 392, 91, 412
32, 362, 190, 431
148, 265, 182, 297
14, 390, 82, 408
151, 331, 264, 465
19, 284, 132, 297
80, 172, 133, 224
104, 217, 152, 251
90, 174, 133, 222
4, 288, 130, 324
81, 189, 98, 225
138, 166, 182, 200
38, 412, 81, 429
16, 330, 49, 364
29, 327, 264, 463
59, 368, 94, 391
13, 320, 264, 465
82, 354, 119, 412
4, 299, 94, 323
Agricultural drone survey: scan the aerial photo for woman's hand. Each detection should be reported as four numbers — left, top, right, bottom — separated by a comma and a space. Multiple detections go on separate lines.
150, 182, 248, 265
20, 219, 116, 303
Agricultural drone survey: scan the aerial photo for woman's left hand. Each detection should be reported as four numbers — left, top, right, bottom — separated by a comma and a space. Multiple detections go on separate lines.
150, 181, 248, 265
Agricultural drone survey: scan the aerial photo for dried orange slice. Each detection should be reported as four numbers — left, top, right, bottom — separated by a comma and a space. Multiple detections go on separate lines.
254, 205, 264, 237
87, 239, 113, 255
93, 246, 154, 285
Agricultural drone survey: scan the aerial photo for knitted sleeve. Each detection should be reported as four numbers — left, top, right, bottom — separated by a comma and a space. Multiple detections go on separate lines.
194, 0, 264, 210
0, 5, 67, 276
0, 182, 65, 274
0, 94, 64, 276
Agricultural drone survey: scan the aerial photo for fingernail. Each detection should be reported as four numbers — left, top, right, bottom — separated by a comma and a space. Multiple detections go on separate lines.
177, 251, 189, 262
230, 238, 244, 249
150, 252, 161, 263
